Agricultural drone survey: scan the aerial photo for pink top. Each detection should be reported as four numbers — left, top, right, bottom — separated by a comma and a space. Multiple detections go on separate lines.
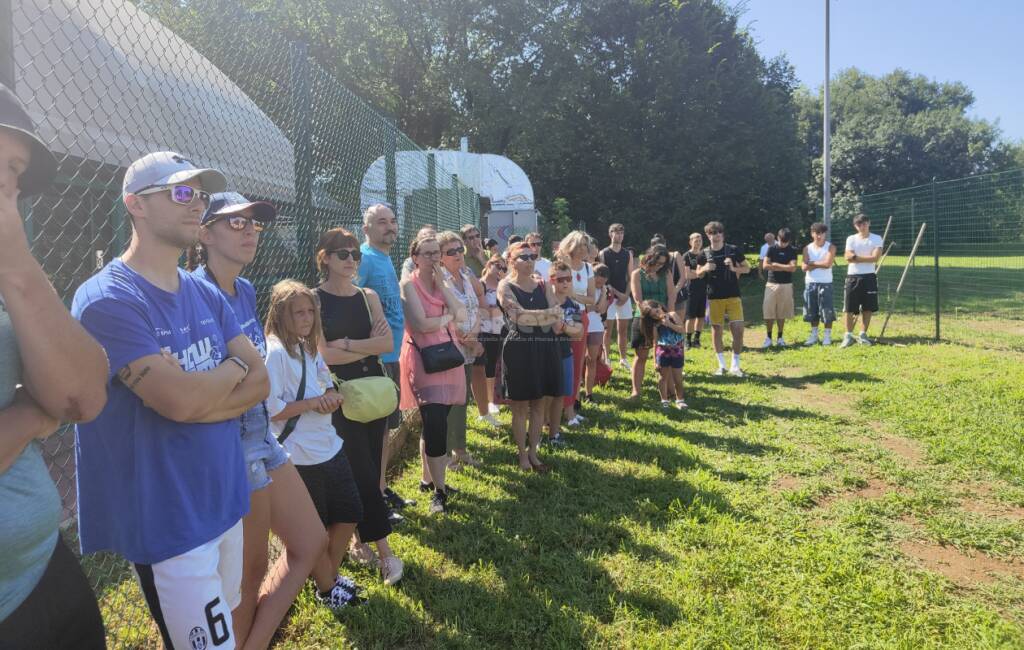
399, 271, 467, 408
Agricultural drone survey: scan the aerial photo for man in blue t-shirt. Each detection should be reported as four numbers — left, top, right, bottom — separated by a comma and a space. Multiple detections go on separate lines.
355, 202, 413, 514
72, 151, 269, 650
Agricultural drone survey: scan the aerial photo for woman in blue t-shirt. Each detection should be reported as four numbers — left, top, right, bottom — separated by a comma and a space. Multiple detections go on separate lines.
189, 193, 332, 647
0, 83, 108, 648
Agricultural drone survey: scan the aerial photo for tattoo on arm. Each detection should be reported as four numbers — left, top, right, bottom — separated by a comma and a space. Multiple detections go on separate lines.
118, 365, 151, 391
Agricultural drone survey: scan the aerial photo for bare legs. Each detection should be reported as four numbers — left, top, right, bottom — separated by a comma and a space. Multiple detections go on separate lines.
232, 463, 327, 650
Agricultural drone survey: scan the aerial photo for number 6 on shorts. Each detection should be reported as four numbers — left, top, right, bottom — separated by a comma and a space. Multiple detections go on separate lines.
133, 520, 243, 649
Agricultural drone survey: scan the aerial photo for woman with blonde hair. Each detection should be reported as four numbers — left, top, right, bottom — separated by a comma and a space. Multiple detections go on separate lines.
555, 231, 595, 426
436, 230, 486, 469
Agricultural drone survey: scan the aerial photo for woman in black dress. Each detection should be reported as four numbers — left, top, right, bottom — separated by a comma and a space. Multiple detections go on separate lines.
497, 241, 564, 472
316, 227, 404, 586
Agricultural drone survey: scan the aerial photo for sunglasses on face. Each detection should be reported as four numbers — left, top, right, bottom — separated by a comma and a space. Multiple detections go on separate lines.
494, 266, 508, 273
137, 184, 211, 206
418, 249, 441, 258
208, 214, 266, 232
444, 246, 465, 257
331, 249, 362, 261
707, 229, 723, 235
517, 253, 539, 261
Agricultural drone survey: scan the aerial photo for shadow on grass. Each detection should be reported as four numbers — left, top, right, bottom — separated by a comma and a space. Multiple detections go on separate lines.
354, 415, 748, 646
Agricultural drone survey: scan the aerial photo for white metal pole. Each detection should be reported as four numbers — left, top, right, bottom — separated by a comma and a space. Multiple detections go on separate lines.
823, 0, 831, 235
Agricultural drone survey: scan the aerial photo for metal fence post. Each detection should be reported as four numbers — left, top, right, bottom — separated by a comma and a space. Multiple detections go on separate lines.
289, 40, 315, 284
0, 0, 13, 89
931, 179, 940, 341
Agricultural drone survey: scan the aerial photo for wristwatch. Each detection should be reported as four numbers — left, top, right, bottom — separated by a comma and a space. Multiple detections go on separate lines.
225, 356, 249, 379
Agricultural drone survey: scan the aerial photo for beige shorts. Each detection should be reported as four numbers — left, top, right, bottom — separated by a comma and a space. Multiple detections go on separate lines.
762, 283, 795, 320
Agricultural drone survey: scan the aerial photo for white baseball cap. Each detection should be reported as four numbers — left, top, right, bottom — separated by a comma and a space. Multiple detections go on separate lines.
122, 151, 227, 198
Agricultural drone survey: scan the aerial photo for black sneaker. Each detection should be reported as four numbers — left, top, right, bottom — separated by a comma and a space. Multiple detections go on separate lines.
420, 481, 459, 495
383, 487, 415, 509
429, 490, 448, 515
547, 434, 568, 447
386, 509, 405, 526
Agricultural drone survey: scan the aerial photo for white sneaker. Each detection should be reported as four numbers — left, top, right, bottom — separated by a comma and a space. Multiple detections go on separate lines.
839, 333, 855, 348
776, 337, 787, 347
857, 333, 872, 346
479, 414, 500, 427
488, 403, 500, 415
728, 367, 745, 377
804, 332, 819, 346
675, 399, 688, 409
380, 556, 404, 586
713, 366, 726, 376
761, 337, 772, 349
822, 332, 833, 346
661, 400, 671, 408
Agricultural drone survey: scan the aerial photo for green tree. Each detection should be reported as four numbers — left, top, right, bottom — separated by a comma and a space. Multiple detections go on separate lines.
796, 68, 1017, 228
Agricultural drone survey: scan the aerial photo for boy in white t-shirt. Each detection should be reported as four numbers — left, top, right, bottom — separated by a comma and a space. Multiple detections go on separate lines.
841, 215, 883, 347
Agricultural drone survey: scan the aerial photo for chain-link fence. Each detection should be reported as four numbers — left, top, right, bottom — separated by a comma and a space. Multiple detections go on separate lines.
9, 0, 478, 645
856, 168, 1024, 346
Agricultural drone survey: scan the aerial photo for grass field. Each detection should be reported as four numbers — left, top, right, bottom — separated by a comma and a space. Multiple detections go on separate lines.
253, 313, 1022, 649
79, 303, 1024, 648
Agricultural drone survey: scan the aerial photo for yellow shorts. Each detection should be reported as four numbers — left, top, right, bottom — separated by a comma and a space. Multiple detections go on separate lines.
708, 297, 744, 326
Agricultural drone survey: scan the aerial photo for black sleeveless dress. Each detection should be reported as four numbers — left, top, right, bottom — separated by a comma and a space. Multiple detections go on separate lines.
317, 287, 391, 541
500, 283, 562, 401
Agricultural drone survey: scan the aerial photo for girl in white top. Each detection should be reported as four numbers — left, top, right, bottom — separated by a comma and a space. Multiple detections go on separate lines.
263, 280, 365, 610
556, 231, 596, 425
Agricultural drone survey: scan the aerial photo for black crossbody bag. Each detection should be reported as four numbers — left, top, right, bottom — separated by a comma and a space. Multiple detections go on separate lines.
278, 346, 307, 443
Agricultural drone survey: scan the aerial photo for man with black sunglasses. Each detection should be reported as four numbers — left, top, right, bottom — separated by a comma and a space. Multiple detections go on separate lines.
72, 151, 270, 650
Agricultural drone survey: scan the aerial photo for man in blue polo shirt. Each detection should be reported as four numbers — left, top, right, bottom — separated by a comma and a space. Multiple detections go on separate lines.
72, 152, 269, 650
356, 202, 413, 513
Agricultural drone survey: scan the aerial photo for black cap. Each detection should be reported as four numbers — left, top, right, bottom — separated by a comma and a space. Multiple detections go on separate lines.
0, 83, 57, 196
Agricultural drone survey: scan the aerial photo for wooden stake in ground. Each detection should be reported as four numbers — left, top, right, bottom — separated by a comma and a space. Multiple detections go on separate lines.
878, 223, 927, 341
876, 240, 896, 271
880, 215, 893, 248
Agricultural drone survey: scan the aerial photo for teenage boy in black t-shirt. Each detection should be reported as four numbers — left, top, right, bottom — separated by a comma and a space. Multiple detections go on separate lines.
695, 221, 750, 376
761, 228, 798, 347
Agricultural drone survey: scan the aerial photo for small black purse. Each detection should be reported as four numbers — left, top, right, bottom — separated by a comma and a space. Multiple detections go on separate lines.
410, 327, 464, 374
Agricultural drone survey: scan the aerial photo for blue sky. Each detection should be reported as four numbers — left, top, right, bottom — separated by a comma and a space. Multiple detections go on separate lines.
737, 0, 1023, 142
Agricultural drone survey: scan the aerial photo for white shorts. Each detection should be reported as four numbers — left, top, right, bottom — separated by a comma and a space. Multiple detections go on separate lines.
133, 519, 244, 650
606, 297, 634, 321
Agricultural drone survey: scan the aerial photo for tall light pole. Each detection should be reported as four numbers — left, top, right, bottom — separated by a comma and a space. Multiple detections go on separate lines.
823, 0, 832, 234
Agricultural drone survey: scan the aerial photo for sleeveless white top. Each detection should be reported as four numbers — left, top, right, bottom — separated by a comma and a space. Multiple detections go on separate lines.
805, 242, 833, 283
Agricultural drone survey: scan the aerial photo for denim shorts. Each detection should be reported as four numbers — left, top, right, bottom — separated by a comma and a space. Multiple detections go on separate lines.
241, 406, 290, 492
803, 282, 836, 324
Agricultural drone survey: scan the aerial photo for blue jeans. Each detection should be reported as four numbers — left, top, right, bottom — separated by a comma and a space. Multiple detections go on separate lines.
803, 282, 836, 325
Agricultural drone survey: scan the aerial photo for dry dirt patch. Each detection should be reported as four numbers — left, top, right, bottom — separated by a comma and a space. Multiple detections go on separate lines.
900, 540, 1024, 586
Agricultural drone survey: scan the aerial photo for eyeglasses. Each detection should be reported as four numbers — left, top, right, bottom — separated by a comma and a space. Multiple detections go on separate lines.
137, 184, 211, 206
207, 215, 266, 232
444, 246, 465, 257
517, 253, 539, 261
331, 249, 362, 261
554, 275, 572, 283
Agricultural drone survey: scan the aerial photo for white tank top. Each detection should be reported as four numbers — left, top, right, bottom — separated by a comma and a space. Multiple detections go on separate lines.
805, 242, 833, 283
